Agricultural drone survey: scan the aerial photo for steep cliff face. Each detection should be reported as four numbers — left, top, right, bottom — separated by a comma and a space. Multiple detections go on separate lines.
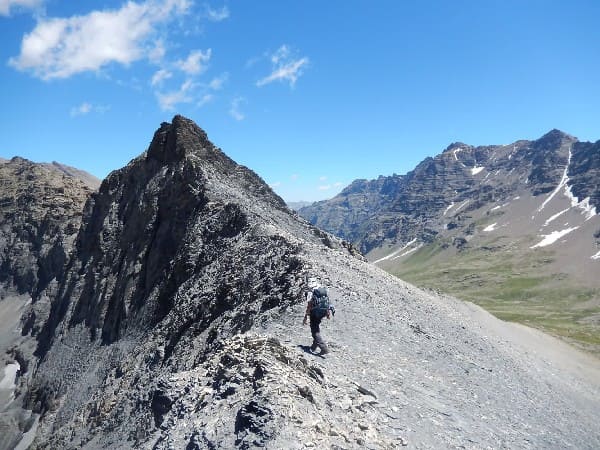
0, 158, 95, 299
0, 158, 97, 449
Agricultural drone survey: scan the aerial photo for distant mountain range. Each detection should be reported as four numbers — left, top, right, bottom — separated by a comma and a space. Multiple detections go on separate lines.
300, 130, 600, 353
286, 200, 312, 211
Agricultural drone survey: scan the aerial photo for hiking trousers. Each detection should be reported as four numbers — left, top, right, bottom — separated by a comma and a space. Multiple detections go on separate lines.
309, 314, 329, 354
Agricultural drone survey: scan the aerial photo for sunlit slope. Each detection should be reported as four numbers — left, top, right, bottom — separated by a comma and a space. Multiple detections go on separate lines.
373, 188, 600, 354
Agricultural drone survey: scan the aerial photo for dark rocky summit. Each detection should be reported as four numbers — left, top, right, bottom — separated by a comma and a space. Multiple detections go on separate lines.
1, 118, 599, 449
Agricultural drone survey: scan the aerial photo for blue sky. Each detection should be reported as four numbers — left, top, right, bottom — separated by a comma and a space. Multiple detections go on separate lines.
1, 1, 599, 202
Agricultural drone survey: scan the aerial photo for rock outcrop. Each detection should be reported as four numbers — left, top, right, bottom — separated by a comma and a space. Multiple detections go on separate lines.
0, 157, 96, 300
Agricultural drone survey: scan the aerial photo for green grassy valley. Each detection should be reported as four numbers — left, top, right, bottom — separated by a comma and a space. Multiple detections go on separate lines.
387, 241, 600, 355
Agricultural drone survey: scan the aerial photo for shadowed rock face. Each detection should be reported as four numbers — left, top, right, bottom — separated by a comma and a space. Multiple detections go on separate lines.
299, 130, 600, 254
0, 157, 94, 300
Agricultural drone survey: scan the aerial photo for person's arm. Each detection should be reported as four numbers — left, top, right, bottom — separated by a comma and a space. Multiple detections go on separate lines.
303, 297, 312, 325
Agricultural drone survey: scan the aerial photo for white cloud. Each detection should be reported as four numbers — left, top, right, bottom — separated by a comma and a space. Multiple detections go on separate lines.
208, 72, 228, 90
150, 68, 172, 86
156, 79, 194, 111
229, 97, 245, 121
0, 0, 41, 16
334, 181, 343, 187
197, 93, 214, 107
205, 5, 229, 21
257, 45, 309, 88
271, 45, 290, 64
176, 48, 211, 75
290, 174, 299, 181
319, 176, 327, 181
148, 39, 166, 63
70, 102, 92, 117
70, 101, 110, 117
270, 181, 282, 188
318, 185, 331, 191
9, 0, 191, 79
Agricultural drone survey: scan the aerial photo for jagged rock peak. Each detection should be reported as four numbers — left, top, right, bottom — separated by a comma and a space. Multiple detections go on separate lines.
443, 141, 471, 152
534, 128, 577, 148
147, 115, 221, 165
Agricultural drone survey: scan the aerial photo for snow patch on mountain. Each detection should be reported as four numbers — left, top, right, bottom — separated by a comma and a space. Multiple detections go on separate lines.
393, 243, 423, 259
544, 208, 570, 227
592, 250, 600, 260
538, 147, 572, 213
565, 185, 597, 220
454, 200, 470, 213
443, 202, 455, 216
0, 363, 19, 390
471, 166, 485, 175
483, 223, 497, 232
536, 147, 597, 221
531, 227, 580, 248
373, 239, 417, 264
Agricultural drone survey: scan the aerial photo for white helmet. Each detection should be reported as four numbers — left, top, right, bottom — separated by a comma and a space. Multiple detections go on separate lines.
307, 277, 319, 289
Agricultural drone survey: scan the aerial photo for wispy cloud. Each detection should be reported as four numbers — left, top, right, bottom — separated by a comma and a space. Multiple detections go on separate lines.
197, 93, 214, 107
9, 0, 191, 79
156, 79, 195, 111
229, 97, 245, 121
290, 174, 299, 181
208, 72, 228, 90
257, 45, 309, 88
270, 181, 282, 188
317, 181, 343, 191
70, 102, 92, 117
205, 5, 229, 22
148, 38, 166, 63
150, 68, 172, 86
70, 101, 110, 117
0, 0, 42, 16
176, 48, 211, 75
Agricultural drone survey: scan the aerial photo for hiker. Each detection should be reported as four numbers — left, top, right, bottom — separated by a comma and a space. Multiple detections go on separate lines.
303, 278, 333, 355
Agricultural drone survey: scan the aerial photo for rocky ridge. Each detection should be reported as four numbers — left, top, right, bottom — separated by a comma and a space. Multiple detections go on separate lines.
0, 117, 598, 449
300, 129, 599, 255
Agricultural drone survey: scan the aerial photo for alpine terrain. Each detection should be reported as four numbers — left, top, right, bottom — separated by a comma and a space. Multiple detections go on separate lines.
0, 117, 599, 449
300, 130, 600, 354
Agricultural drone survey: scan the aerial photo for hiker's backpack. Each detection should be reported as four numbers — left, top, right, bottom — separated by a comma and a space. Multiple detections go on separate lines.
311, 287, 330, 319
